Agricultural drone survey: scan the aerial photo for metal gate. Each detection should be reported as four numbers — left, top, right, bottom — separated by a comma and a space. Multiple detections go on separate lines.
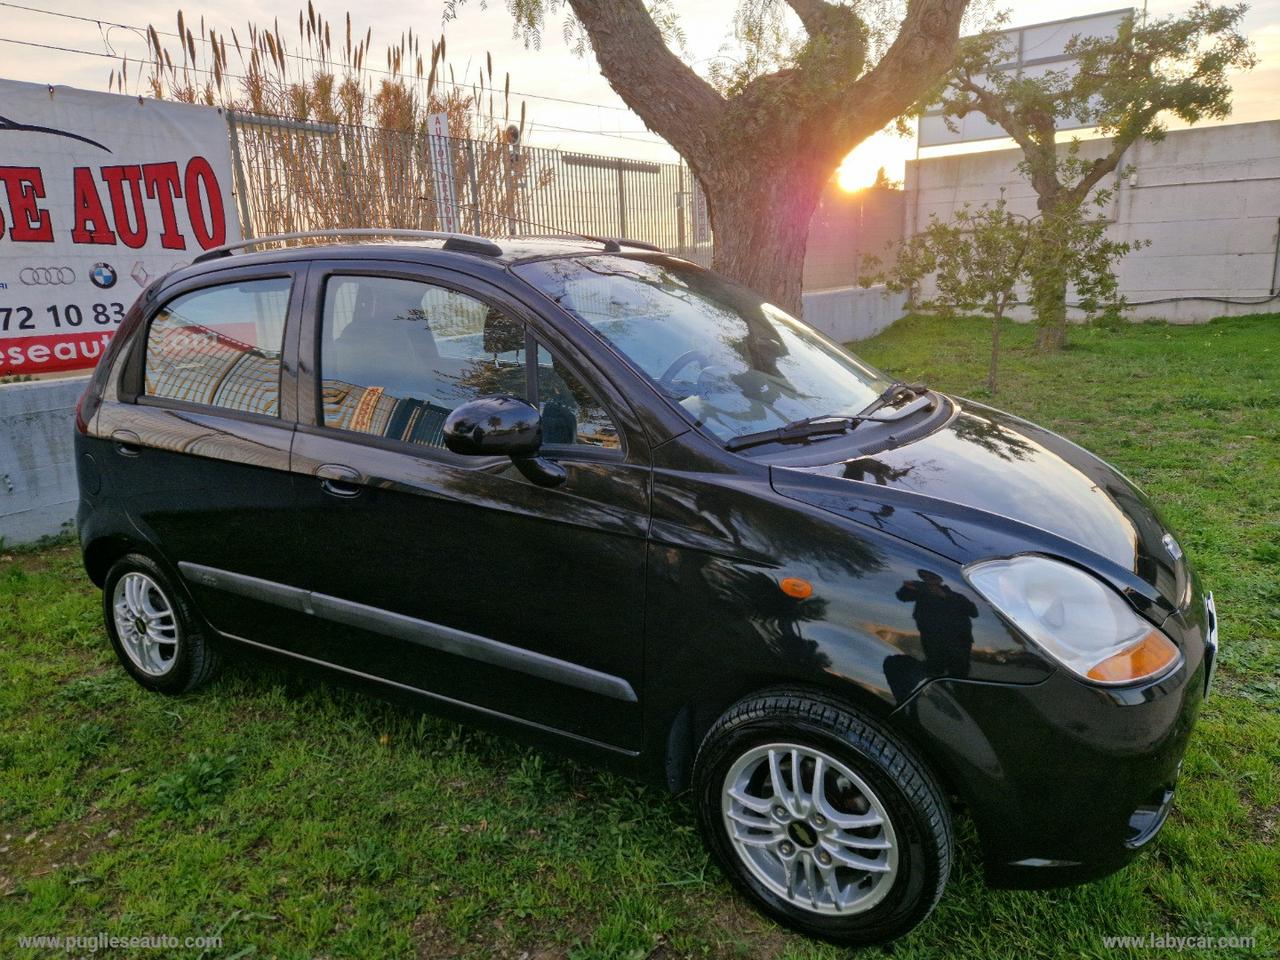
226, 110, 712, 264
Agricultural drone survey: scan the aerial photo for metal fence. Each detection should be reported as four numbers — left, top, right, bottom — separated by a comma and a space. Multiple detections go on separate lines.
226, 111, 713, 264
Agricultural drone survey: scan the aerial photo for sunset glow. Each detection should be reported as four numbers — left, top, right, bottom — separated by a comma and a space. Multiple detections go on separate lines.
835, 133, 911, 192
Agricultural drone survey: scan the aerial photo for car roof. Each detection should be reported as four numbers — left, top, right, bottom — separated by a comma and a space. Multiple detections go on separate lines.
157, 234, 662, 292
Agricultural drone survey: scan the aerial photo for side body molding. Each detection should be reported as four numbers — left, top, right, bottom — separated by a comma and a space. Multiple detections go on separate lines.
177, 561, 638, 703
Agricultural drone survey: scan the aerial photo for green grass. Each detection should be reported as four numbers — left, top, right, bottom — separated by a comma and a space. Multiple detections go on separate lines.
1, 314, 1277, 958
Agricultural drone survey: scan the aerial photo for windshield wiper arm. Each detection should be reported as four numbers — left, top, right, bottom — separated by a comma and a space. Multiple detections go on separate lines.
724, 415, 856, 452
856, 380, 928, 419
724, 384, 936, 453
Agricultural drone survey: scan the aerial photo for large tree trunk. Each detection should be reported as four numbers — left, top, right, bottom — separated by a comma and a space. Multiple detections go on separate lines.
703, 157, 829, 317
560, 0, 972, 319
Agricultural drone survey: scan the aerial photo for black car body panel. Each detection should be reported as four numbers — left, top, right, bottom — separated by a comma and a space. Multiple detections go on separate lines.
770, 400, 1188, 615
74, 238, 1214, 890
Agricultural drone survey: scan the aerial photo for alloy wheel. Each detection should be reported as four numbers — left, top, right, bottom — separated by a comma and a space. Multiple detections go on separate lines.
721, 742, 899, 915
112, 571, 180, 676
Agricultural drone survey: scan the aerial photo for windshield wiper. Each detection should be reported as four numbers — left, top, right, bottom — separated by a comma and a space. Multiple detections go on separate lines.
724, 415, 857, 452
857, 380, 928, 419
723, 382, 934, 453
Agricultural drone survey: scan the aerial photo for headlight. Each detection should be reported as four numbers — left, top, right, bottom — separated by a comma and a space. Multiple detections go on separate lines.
965, 555, 1181, 685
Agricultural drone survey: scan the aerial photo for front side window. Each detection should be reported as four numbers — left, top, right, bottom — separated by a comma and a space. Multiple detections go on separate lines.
534, 343, 620, 450
144, 277, 291, 416
515, 255, 891, 443
319, 275, 526, 449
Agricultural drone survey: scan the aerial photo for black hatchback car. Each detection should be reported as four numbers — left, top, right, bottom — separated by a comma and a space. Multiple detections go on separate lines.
75, 230, 1218, 945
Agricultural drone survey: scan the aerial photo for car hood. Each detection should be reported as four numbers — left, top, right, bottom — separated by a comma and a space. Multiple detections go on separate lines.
770, 398, 1190, 618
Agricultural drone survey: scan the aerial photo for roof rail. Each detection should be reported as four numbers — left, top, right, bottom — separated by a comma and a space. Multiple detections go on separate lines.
581, 236, 664, 253
190, 229, 504, 264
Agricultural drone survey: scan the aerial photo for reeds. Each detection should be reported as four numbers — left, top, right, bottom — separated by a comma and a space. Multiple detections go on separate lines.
108, 6, 537, 237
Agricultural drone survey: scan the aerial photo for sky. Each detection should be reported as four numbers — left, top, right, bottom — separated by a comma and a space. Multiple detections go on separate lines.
2, 0, 1277, 189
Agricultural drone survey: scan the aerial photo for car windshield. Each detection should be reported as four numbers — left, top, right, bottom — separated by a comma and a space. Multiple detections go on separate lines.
514, 254, 891, 443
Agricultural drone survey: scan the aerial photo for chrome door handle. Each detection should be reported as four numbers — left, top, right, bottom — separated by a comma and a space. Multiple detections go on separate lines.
110, 429, 142, 457
316, 463, 362, 498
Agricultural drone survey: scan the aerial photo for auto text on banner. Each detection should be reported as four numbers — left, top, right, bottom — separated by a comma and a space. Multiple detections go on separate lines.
426, 112, 460, 234
0, 79, 241, 375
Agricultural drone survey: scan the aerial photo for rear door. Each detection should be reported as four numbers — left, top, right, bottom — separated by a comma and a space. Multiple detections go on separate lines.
94, 262, 308, 645
285, 260, 652, 751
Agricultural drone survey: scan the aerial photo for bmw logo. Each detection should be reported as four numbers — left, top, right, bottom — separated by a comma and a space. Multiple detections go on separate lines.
90, 262, 117, 289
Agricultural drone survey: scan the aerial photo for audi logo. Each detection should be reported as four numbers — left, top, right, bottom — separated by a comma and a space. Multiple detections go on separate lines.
20, 266, 76, 285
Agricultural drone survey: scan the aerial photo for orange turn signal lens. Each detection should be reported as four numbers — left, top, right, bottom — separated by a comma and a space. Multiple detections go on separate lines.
780, 577, 813, 599
1086, 630, 1180, 684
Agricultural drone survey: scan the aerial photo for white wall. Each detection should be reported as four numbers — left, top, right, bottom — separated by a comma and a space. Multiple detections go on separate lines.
904, 119, 1280, 322
802, 286, 909, 343
0, 377, 86, 545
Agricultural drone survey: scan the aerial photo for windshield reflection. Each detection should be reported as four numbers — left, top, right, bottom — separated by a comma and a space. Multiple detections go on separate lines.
515, 254, 890, 441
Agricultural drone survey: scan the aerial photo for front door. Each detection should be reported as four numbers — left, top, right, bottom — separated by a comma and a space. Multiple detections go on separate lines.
286, 262, 651, 752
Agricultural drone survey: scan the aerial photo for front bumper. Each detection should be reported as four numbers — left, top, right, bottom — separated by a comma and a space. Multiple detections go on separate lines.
892, 602, 1210, 888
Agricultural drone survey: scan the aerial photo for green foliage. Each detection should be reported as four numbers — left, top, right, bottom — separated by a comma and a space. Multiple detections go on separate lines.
923, 2, 1255, 346
862, 179, 1143, 388
153, 751, 241, 813
1066, 2, 1256, 143
937, 2, 1256, 190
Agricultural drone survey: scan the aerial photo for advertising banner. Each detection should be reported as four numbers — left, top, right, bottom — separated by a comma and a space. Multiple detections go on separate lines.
426, 112, 460, 233
0, 80, 240, 374
917, 9, 1133, 148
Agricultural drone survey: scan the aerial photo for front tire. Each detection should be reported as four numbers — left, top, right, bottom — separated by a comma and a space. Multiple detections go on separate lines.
103, 553, 222, 694
692, 690, 952, 946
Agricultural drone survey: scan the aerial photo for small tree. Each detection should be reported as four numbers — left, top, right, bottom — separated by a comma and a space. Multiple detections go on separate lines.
931, 2, 1255, 349
862, 186, 1141, 393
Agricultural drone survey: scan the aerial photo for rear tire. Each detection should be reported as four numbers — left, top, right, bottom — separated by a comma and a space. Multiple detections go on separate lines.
692, 689, 952, 946
102, 553, 222, 694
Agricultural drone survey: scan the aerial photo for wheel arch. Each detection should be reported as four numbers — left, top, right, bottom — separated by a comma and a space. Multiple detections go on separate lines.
660, 678, 901, 794
83, 534, 140, 587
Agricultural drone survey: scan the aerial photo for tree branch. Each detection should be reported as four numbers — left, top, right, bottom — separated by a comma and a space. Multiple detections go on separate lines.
1066, 103, 1159, 204
834, 0, 969, 153
565, 0, 725, 170
783, 0, 843, 35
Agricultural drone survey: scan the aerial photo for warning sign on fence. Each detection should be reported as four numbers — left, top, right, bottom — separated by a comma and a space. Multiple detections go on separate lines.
0, 79, 240, 374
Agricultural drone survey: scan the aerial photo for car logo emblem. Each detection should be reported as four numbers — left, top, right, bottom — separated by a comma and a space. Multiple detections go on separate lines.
19, 266, 75, 285
1161, 533, 1183, 560
90, 262, 117, 289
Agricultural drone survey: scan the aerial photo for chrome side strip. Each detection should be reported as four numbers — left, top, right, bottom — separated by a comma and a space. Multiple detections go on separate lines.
177, 561, 638, 703
220, 631, 639, 757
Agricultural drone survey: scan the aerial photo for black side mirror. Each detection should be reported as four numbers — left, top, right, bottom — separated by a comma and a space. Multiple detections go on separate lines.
442, 395, 566, 488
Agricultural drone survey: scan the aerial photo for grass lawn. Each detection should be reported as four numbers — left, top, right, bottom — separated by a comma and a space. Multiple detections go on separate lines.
1, 313, 1276, 959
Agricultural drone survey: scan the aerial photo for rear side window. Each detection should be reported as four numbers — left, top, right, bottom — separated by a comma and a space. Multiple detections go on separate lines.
144, 277, 291, 416
319, 275, 527, 449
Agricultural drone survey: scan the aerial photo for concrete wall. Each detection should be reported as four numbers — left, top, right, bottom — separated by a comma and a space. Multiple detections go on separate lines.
0, 377, 86, 546
802, 286, 908, 343
904, 119, 1280, 322
804, 184, 905, 291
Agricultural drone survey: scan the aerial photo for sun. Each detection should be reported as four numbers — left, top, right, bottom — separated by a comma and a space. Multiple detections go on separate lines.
835, 133, 909, 192
836, 152, 885, 192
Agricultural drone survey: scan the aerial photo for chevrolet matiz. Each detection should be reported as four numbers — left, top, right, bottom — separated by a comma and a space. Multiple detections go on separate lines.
74, 230, 1218, 945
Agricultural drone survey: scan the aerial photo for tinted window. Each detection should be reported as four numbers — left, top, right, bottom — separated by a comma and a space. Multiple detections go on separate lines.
144, 277, 291, 416
319, 275, 527, 449
535, 343, 619, 450
515, 255, 890, 442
